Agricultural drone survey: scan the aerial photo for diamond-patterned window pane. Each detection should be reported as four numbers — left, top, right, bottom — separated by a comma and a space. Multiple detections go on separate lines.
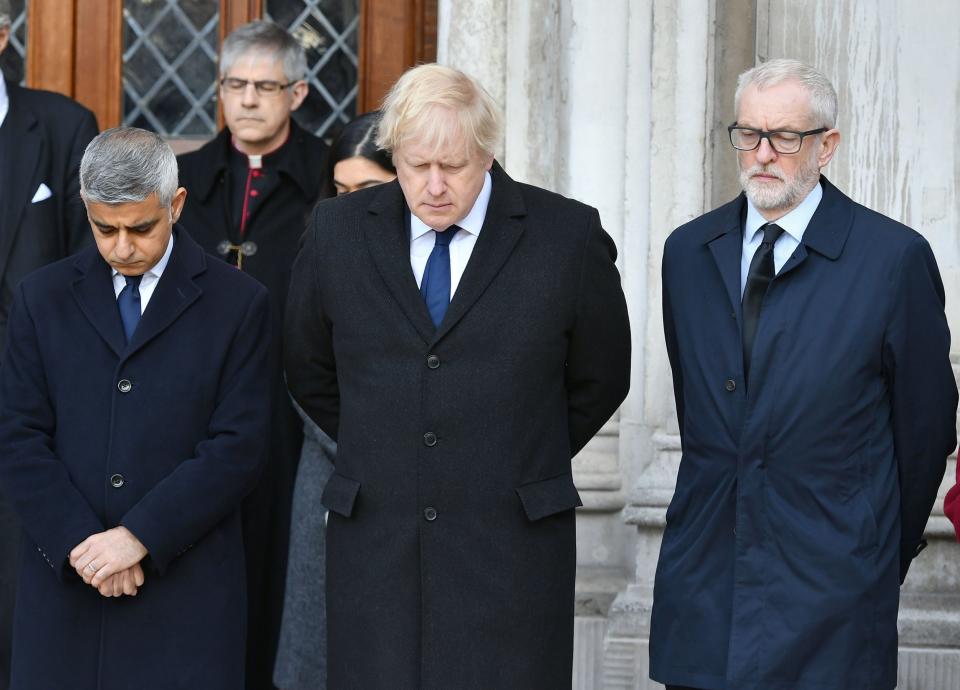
122, 0, 219, 138
0, 0, 27, 85
266, 0, 359, 140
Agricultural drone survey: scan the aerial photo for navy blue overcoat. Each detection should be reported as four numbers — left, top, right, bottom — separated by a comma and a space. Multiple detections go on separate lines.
651, 177, 958, 690
0, 229, 271, 690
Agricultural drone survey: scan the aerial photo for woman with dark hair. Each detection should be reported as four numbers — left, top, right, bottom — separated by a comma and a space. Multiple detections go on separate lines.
274, 112, 395, 690
321, 110, 397, 198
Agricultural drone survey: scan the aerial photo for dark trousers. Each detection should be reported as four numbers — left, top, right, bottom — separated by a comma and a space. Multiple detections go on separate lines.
0, 495, 18, 690
667, 686, 707, 690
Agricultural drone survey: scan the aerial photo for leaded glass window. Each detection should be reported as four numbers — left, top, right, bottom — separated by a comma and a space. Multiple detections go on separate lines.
0, 0, 27, 85
122, 0, 219, 137
266, 0, 359, 139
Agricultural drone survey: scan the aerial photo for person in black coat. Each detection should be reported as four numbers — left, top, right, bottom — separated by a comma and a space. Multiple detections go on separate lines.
176, 20, 328, 690
0, 6, 98, 688
273, 111, 396, 690
0, 127, 271, 690
284, 64, 632, 690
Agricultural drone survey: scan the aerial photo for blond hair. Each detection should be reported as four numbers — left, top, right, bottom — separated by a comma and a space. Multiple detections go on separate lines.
376, 64, 503, 159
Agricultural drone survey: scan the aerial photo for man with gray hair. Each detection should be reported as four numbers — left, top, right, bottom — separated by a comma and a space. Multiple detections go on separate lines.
0, 4, 98, 687
285, 63, 631, 689
177, 22, 328, 686
0, 127, 271, 689
652, 58, 957, 689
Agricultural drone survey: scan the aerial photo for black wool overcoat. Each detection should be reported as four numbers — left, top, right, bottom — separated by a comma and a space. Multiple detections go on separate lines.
0, 230, 271, 690
177, 121, 327, 689
284, 162, 632, 690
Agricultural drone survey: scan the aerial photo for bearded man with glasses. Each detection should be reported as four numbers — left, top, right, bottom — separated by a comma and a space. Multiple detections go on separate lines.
176, 20, 329, 690
651, 58, 957, 690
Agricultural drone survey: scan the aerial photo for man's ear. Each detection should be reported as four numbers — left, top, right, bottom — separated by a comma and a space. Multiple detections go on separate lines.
289, 80, 309, 112
170, 187, 188, 223
0, 25, 10, 56
817, 129, 841, 169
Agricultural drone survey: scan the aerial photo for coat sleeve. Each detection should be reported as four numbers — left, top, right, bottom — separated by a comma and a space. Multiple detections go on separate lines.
565, 209, 631, 456
121, 286, 272, 574
284, 213, 341, 443
60, 107, 99, 256
882, 235, 958, 583
0, 284, 105, 580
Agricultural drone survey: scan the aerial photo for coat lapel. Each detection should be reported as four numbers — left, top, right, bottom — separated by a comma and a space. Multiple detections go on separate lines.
0, 85, 44, 275
126, 227, 204, 355
364, 182, 436, 344
777, 175, 852, 279
70, 228, 204, 359
71, 248, 127, 357
433, 162, 525, 343
705, 196, 747, 323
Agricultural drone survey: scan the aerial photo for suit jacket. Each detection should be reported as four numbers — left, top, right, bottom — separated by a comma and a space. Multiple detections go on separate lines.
0, 229, 271, 690
0, 79, 97, 690
0, 81, 98, 349
284, 162, 631, 690
651, 177, 958, 690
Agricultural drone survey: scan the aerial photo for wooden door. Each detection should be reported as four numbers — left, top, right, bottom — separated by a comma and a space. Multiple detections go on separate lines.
20, 0, 436, 139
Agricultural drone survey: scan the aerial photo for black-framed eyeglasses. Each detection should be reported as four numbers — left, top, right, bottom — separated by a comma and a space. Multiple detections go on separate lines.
220, 77, 296, 96
727, 124, 828, 154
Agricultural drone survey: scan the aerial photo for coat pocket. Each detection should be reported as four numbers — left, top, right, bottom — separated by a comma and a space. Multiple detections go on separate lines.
321, 472, 361, 517
515, 472, 583, 521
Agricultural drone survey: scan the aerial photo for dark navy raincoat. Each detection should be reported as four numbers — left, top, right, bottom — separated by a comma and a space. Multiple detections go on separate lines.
651, 177, 957, 690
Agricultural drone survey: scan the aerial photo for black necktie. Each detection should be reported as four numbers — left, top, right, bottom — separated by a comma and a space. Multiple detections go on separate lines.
742, 223, 784, 387
420, 226, 460, 328
118, 274, 143, 343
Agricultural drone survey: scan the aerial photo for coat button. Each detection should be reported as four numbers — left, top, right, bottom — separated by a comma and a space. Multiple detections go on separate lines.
724, 378, 736, 392
424, 507, 438, 521
423, 432, 437, 447
118, 379, 132, 393
110, 474, 125, 489
426, 354, 440, 369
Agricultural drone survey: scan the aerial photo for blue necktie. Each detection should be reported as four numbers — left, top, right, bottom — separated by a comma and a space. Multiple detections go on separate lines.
420, 226, 460, 328
118, 274, 143, 343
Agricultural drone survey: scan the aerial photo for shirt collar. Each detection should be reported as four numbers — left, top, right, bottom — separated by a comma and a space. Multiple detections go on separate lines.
0, 73, 9, 128
410, 170, 493, 241
111, 231, 175, 281
744, 181, 823, 244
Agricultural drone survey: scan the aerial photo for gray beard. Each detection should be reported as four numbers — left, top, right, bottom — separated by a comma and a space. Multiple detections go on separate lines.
739, 155, 821, 212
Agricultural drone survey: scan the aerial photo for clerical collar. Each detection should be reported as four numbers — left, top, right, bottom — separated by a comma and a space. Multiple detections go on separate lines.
229, 131, 291, 169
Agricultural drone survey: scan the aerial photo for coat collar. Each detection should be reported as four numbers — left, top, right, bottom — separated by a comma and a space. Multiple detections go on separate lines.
703, 174, 854, 319
700, 174, 853, 260
191, 119, 319, 202
70, 226, 206, 358
363, 160, 526, 345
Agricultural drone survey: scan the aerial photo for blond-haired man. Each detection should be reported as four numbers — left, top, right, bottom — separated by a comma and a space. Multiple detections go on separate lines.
285, 63, 631, 689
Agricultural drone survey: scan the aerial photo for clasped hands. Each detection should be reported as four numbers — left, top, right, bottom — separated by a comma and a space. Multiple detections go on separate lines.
69, 526, 148, 598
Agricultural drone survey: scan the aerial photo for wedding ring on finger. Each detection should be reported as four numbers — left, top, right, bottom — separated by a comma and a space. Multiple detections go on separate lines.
86, 562, 98, 573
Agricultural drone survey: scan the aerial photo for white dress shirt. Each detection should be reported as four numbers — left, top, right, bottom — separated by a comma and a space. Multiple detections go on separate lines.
111, 233, 175, 313
740, 182, 823, 296
410, 171, 492, 296
0, 73, 8, 128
